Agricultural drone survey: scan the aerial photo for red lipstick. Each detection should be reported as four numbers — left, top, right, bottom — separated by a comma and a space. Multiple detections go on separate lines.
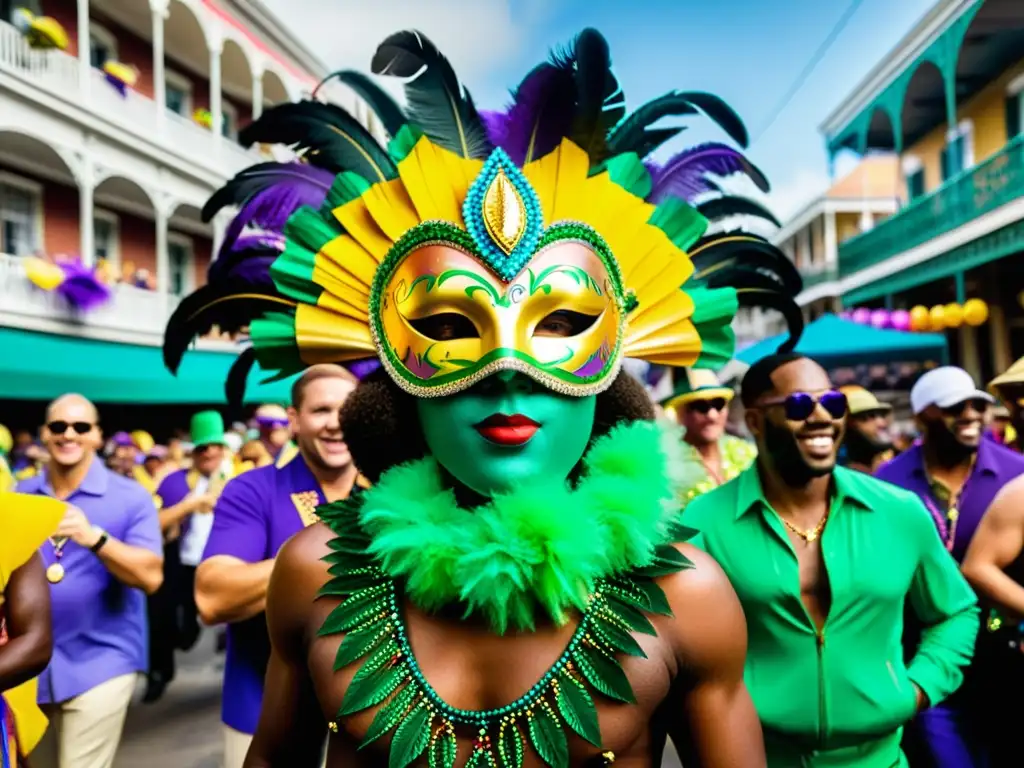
474, 414, 540, 446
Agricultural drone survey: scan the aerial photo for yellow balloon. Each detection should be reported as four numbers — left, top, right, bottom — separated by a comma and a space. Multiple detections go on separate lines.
909, 305, 930, 332
23, 256, 65, 291
929, 305, 946, 331
963, 298, 989, 327
944, 303, 964, 329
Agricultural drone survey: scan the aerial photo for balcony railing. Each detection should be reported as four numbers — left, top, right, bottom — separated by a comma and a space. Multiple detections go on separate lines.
839, 134, 1024, 276
0, 253, 180, 340
799, 263, 840, 290
0, 20, 260, 177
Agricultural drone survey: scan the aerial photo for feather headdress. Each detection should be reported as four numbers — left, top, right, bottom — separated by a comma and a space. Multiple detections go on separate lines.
165, 28, 802, 404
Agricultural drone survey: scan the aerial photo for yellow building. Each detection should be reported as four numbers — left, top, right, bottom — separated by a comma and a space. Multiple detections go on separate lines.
819, 0, 1024, 383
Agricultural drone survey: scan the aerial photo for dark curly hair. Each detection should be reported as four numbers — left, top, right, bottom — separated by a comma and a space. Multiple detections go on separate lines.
340, 368, 655, 484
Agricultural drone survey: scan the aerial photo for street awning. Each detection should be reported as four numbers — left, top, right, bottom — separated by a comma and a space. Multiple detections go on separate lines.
0, 327, 297, 404
736, 313, 949, 368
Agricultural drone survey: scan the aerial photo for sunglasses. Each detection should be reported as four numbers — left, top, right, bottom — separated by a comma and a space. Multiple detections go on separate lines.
47, 421, 95, 435
941, 398, 991, 417
256, 416, 289, 429
758, 390, 848, 421
687, 398, 728, 414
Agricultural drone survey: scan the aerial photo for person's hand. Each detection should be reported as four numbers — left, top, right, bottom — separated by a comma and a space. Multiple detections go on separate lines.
57, 505, 101, 548
913, 683, 929, 713
192, 492, 218, 514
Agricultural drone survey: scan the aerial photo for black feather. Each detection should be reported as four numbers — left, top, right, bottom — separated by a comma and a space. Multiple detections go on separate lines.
225, 347, 257, 409
697, 195, 781, 228
314, 70, 407, 138
673, 91, 749, 147
607, 92, 698, 156
690, 233, 801, 296
239, 102, 397, 183
732, 280, 805, 353
631, 127, 686, 160
570, 28, 625, 162
371, 30, 492, 159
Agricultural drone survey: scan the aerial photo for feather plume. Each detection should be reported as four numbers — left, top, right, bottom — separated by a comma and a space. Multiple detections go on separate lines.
371, 30, 492, 160
56, 262, 111, 311
478, 109, 510, 147
648, 142, 768, 203
225, 347, 257, 410
569, 28, 625, 162
312, 70, 407, 138
501, 57, 577, 165
607, 92, 698, 157
672, 91, 748, 147
239, 102, 397, 183
697, 195, 781, 229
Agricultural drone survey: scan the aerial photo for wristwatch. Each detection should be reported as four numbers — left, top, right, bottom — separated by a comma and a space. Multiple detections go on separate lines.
90, 525, 109, 553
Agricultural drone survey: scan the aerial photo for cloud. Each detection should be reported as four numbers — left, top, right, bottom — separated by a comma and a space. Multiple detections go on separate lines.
259, 0, 543, 83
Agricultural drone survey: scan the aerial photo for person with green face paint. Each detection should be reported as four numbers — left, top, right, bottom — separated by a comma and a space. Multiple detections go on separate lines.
165, 26, 805, 768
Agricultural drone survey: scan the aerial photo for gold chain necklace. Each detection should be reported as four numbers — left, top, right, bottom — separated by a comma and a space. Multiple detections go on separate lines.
778, 510, 829, 543
46, 536, 69, 583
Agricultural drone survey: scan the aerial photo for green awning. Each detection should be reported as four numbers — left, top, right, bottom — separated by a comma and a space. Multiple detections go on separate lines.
0, 327, 297, 404
736, 313, 948, 367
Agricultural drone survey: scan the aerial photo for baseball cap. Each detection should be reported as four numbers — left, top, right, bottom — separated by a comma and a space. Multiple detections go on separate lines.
910, 366, 994, 415
838, 385, 892, 416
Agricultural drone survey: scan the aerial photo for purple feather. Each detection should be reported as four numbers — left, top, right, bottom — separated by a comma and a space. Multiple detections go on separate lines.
647, 142, 768, 203
345, 358, 381, 380
478, 110, 509, 147
500, 62, 577, 165
56, 262, 111, 311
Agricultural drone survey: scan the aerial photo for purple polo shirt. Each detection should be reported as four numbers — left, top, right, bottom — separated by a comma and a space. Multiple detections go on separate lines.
875, 439, 1024, 563
17, 457, 162, 703
202, 452, 325, 734
156, 469, 193, 537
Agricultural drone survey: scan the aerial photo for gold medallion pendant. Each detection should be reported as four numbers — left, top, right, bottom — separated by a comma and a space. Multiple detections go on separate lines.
46, 563, 65, 583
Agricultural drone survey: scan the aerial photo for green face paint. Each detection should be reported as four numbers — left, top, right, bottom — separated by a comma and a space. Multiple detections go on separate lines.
416, 371, 597, 497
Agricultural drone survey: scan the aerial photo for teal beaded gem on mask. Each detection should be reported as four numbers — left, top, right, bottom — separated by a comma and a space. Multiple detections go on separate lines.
461, 147, 544, 282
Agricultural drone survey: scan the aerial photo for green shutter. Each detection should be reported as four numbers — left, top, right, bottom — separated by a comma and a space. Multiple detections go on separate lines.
940, 146, 950, 181
1007, 92, 1022, 140
906, 169, 925, 200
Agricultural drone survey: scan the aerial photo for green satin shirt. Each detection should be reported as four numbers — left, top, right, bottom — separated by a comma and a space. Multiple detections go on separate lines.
685, 464, 979, 768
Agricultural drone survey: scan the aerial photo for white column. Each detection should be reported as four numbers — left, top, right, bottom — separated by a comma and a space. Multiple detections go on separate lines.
151, 4, 167, 135
76, 0, 90, 100
211, 214, 227, 261
823, 210, 837, 266
251, 69, 264, 121
155, 205, 169, 297
209, 40, 223, 140
78, 161, 94, 266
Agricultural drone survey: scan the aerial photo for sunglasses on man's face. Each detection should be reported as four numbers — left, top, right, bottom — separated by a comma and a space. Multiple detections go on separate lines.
256, 416, 289, 429
687, 398, 728, 415
46, 421, 95, 435
758, 390, 848, 422
941, 398, 990, 418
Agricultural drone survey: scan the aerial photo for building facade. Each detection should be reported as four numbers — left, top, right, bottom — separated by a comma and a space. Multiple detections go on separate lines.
0, 0, 377, 347
819, 0, 1024, 383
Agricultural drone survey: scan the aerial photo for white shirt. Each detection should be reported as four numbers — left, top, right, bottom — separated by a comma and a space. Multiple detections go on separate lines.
179, 471, 216, 566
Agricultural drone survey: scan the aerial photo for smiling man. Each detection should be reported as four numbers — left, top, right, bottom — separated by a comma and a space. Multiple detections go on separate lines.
686, 354, 979, 767
838, 385, 894, 474
876, 366, 1024, 767
195, 366, 362, 768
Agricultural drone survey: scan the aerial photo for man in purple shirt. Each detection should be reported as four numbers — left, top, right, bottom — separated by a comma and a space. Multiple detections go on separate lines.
197, 366, 363, 768
876, 366, 1024, 768
18, 394, 163, 768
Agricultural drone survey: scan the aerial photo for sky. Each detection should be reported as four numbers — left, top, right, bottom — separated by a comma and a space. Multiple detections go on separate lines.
260, 0, 937, 223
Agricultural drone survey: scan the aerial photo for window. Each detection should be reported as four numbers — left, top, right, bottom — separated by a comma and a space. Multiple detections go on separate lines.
88, 22, 118, 69
0, 175, 41, 257
906, 169, 925, 200
93, 210, 119, 268
221, 100, 239, 140
168, 235, 193, 296
165, 69, 193, 117
941, 121, 974, 182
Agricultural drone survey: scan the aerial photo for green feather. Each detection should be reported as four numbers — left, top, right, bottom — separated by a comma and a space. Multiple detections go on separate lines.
249, 311, 304, 377
350, 638, 400, 685
320, 569, 383, 595
556, 675, 602, 747
270, 241, 321, 304
592, 614, 647, 658
389, 702, 433, 768
602, 595, 656, 636
360, 684, 417, 747
528, 705, 569, 768
498, 723, 525, 768
340, 662, 405, 716
601, 153, 651, 200
332, 624, 389, 670
636, 545, 693, 579
572, 645, 635, 704
388, 124, 424, 164
608, 578, 673, 617
320, 171, 373, 217
648, 197, 708, 252
319, 586, 390, 636
429, 727, 458, 768
285, 204, 340, 254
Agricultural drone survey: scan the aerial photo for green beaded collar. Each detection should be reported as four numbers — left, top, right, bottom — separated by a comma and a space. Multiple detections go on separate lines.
316, 419, 698, 767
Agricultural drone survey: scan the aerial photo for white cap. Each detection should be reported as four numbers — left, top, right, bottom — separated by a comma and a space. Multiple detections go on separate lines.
910, 366, 994, 415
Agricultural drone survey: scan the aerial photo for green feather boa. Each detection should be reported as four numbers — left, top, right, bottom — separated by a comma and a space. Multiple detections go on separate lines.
358, 420, 688, 634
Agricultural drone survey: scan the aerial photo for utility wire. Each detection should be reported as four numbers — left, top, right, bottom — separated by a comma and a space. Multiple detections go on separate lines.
749, 0, 868, 146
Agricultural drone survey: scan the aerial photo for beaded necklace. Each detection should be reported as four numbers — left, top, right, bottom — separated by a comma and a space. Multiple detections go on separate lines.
318, 496, 695, 768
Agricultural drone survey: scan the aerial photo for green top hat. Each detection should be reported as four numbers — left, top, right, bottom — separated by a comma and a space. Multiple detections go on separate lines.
190, 410, 226, 448
662, 368, 734, 411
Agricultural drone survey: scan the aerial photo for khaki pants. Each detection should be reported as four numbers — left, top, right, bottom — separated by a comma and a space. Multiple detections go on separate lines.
224, 726, 327, 768
32, 673, 137, 768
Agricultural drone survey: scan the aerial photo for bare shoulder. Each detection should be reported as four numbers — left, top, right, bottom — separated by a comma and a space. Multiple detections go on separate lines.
268, 523, 334, 652
984, 473, 1024, 522
657, 543, 747, 677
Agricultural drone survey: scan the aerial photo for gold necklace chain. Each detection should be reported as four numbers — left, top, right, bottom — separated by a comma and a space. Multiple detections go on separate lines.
778, 510, 829, 543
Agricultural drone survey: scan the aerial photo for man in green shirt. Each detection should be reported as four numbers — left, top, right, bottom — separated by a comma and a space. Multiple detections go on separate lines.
686, 353, 979, 767
663, 368, 757, 504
